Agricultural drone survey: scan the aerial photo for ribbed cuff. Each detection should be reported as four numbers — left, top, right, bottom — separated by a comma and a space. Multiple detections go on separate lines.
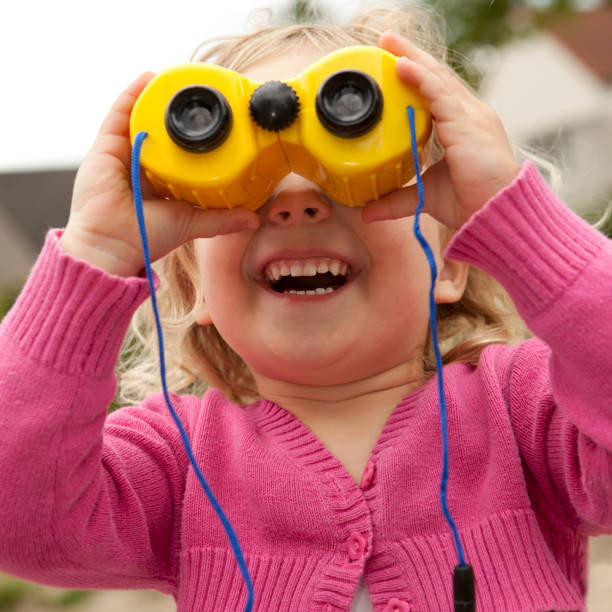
2, 229, 154, 378
445, 161, 608, 320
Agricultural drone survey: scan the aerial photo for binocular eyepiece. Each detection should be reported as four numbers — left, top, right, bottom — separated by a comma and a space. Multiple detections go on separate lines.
315, 70, 383, 138
166, 68, 384, 153
165, 86, 233, 152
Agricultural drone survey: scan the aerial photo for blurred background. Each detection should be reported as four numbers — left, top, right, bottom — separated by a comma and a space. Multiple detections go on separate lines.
1, 0, 611, 609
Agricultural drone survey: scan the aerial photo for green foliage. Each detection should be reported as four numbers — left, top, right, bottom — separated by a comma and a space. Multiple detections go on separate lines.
603, 212, 612, 238
276, 0, 328, 23
55, 589, 93, 607
0, 573, 93, 611
278, 0, 590, 84
583, 197, 612, 238
0, 578, 26, 610
433, 0, 582, 83
0, 284, 22, 322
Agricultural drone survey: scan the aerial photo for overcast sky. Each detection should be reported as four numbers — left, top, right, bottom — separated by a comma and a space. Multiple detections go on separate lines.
1, 0, 359, 172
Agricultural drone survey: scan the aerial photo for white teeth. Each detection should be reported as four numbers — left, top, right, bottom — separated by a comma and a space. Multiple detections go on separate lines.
303, 262, 317, 276
264, 257, 351, 283
329, 260, 341, 276
285, 287, 335, 295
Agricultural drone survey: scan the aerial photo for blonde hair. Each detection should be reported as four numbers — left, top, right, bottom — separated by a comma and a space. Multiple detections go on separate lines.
118, 1, 545, 406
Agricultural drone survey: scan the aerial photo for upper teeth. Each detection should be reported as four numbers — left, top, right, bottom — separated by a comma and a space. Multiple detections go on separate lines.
264, 257, 350, 282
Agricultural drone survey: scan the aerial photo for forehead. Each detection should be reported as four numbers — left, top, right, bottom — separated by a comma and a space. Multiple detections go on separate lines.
240, 44, 334, 82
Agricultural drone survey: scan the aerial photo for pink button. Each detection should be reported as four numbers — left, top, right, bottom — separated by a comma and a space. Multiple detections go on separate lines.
360, 460, 375, 489
347, 531, 367, 561
383, 598, 410, 612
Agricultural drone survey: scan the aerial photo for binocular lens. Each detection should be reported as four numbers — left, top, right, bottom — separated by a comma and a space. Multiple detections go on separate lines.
316, 70, 383, 138
165, 86, 232, 152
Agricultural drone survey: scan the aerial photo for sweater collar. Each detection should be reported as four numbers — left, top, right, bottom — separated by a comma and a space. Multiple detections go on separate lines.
250, 377, 435, 480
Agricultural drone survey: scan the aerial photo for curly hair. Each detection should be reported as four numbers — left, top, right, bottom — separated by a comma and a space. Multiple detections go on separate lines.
117, 1, 550, 406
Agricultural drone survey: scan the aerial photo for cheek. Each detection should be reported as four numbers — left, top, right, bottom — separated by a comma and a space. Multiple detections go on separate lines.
365, 221, 430, 282
363, 223, 434, 327
194, 236, 246, 310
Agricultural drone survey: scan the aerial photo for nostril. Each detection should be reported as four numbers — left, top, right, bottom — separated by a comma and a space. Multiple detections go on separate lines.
268, 195, 330, 225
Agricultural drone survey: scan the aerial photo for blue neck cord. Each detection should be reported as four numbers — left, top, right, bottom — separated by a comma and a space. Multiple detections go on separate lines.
407, 106, 467, 568
131, 131, 254, 612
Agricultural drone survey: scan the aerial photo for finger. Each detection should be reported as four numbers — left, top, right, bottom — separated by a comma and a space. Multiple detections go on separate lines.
140, 169, 168, 200
379, 32, 465, 95
379, 32, 448, 79
396, 57, 465, 124
184, 206, 260, 240
362, 161, 458, 227
97, 71, 156, 139
361, 184, 419, 223
90, 72, 156, 165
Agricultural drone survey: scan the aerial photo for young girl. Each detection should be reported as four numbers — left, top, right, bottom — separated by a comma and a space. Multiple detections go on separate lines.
1, 4, 611, 611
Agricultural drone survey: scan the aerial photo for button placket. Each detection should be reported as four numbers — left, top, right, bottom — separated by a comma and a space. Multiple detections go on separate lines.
360, 459, 375, 489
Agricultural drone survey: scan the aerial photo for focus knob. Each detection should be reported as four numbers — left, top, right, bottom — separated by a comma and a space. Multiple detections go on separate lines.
249, 81, 300, 131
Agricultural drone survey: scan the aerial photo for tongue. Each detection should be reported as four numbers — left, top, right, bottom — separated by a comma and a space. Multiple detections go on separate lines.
273, 272, 345, 293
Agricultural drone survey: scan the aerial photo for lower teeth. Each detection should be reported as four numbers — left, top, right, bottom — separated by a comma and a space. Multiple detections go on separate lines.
283, 287, 335, 295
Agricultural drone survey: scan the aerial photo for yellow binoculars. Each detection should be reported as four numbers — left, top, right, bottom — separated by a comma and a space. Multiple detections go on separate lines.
129, 46, 432, 210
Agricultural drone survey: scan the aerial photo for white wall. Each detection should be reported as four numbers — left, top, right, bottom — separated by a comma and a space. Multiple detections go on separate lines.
478, 33, 612, 210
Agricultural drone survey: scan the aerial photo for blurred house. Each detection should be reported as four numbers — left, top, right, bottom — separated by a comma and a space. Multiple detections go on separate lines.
0, 169, 75, 288
477, 6, 612, 211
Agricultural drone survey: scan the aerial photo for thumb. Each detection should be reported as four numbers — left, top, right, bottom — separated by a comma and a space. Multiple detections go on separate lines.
184, 206, 261, 240
361, 182, 420, 223
361, 160, 453, 225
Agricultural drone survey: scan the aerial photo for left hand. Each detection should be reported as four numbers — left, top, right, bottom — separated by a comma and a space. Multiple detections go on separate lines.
362, 32, 522, 230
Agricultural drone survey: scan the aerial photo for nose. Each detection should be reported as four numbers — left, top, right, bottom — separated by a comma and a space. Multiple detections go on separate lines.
266, 174, 331, 226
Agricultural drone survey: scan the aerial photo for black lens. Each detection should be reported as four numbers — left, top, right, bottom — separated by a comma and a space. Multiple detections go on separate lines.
165, 85, 232, 152
315, 70, 383, 138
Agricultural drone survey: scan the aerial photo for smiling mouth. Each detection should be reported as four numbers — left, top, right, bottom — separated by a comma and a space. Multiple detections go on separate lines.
270, 271, 348, 295
263, 257, 351, 295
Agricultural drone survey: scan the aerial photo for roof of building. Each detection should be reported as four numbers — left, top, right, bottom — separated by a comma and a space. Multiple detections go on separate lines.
0, 168, 75, 287
0, 168, 75, 250
549, 5, 612, 83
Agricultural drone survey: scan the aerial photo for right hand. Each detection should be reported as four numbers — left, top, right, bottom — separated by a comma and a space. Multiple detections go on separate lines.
60, 72, 260, 277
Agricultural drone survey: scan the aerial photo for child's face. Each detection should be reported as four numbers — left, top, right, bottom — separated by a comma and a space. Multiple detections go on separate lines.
194, 46, 466, 391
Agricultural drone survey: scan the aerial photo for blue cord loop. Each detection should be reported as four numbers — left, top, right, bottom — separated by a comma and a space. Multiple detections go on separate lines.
131, 107, 468, 610
407, 106, 468, 569
130, 132, 254, 612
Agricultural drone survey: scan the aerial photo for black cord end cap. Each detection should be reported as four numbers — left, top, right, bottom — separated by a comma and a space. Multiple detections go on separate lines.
453, 564, 475, 612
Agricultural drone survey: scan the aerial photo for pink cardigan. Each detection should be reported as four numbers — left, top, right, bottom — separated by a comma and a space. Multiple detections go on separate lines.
0, 162, 611, 611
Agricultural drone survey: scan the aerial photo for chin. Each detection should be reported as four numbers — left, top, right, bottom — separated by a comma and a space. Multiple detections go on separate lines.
246, 344, 359, 385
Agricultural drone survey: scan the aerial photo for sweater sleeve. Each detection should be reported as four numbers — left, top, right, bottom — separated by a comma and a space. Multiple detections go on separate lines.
0, 230, 188, 594
445, 162, 612, 535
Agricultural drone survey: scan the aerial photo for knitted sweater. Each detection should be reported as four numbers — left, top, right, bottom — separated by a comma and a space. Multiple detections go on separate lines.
0, 162, 611, 612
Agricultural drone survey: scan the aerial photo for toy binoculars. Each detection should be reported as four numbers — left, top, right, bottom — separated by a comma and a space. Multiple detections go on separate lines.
129, 46, 432, 210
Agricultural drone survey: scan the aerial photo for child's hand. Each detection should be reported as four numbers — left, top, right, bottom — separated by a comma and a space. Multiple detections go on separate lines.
362, 32, 522, 230
60, 73, 260, 277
